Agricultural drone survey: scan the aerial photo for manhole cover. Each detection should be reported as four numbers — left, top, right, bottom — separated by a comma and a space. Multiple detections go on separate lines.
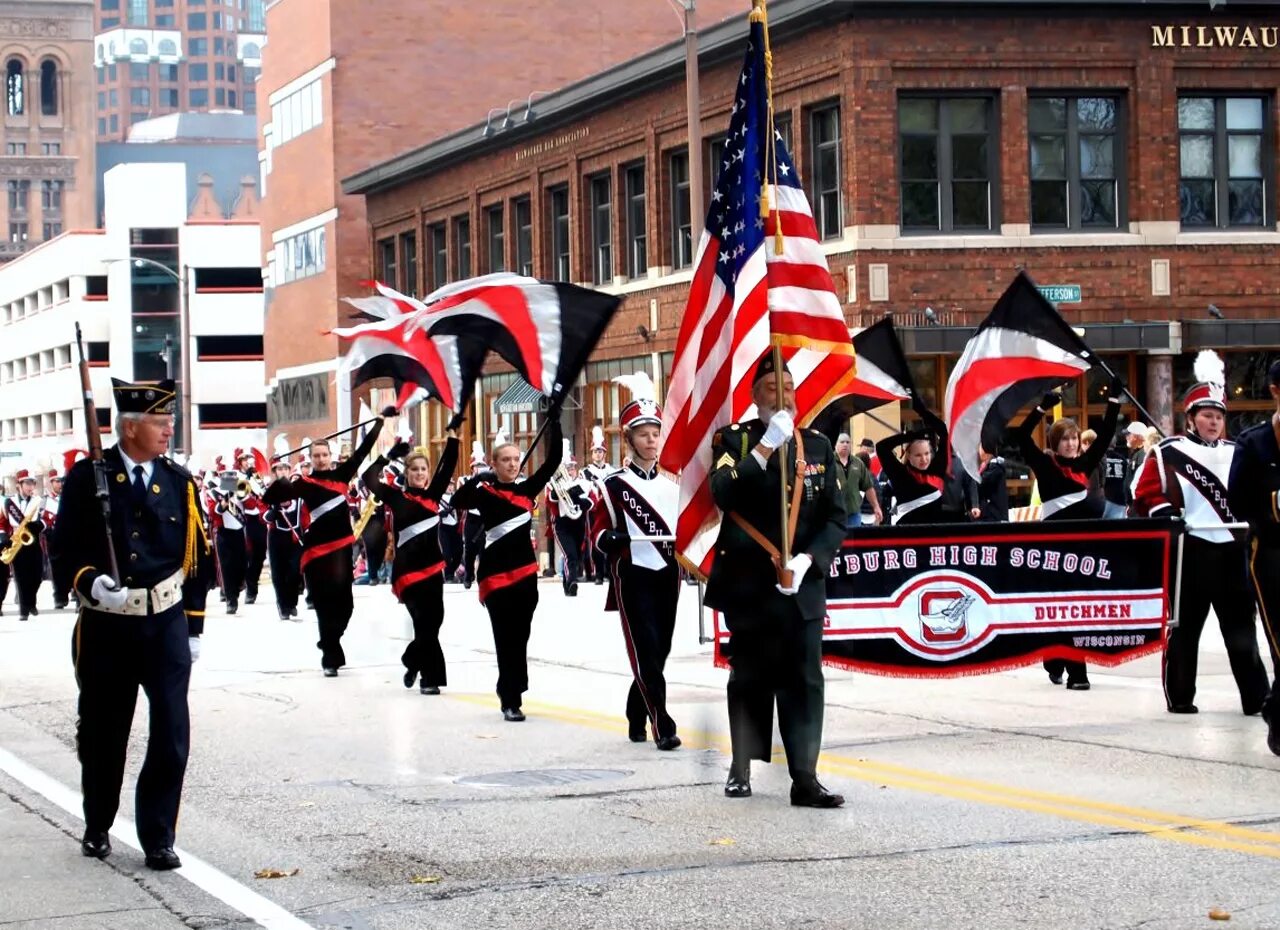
456, 768, 632, 788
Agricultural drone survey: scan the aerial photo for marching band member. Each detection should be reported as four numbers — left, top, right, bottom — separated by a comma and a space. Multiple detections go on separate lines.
459, 441, 488, 590
265, 445, 306, 622
43, 466, 71, 608
439, 478, 463, 583
236, 450, 268, 606
582, 426, 614, 584
704, 356, 848, 806
1227, 358, 1280, 757
546, 443, 592, 596
1011, 377, 1123, 691
357, 481, 389, 586
209, 462, 248, 616
1135, 351, 1270, 716
875, 406, 952, 525
0, 488, 11, 616
591, 373, 682, 750
451, 421, 563, 721
361, 431, 460, 693
262, 416, 385, 676
4, 470, 46, 621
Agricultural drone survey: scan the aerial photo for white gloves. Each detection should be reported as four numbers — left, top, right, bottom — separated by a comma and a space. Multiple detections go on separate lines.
775, 553, 813, 596
189, 636, 201, 663
90, 575, 129, 611
760, 409, 795, 450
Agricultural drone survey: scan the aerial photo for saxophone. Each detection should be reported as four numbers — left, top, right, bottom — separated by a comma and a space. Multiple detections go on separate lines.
1, 497, 42, 565
352, 494, 378, 538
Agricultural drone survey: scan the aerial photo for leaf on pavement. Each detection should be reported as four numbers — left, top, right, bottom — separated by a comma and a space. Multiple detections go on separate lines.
254, 868, 300, 879
474, 734, 498, 740
410, 875, 443, 884
709, 837, 736, 846
1208, 909, 1231, 921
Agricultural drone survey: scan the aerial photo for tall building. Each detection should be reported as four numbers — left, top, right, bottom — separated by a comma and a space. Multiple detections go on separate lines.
258, 0, 744, 450
92, 0, 264, 141
0, 0, 96, 260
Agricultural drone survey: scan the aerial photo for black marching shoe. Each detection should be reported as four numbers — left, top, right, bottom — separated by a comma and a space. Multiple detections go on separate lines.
594, 577, 603, 586
278, 607, 290, 621
1268, 715, 1280, 758
54, 599, 68, 610
144, 847, 182, 871
403, 668, 417, 689
246, 592, 257, 605
420, 685, 441, 695
568, 582, 578, 597
226, 599, 238, 616
724, 766, 751, 798
80, 830, 111, 859
19, 614, 28, 622
305, 597, 314, 609
1066, 680, 1091, 691
790, 778, 845, 809
502, 706, 526, 722
1047, 671, 1064, 685
628, 722, 647, 743
1168, 703, 1199, 714
322, 667, 339, 678
29, 606, 38, 617
656, 735, 682, 751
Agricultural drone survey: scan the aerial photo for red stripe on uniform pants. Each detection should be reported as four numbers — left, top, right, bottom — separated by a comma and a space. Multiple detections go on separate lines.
477, 562, 538, 604
301, 535, 354, 569
392, 561, 444, 598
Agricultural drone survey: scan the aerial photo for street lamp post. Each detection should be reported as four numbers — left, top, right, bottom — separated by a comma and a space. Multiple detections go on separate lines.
107, 257, 192, 455
668, 0, 703, 243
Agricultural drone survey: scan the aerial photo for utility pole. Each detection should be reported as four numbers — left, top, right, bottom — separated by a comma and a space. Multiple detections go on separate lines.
679, 0, 704, 242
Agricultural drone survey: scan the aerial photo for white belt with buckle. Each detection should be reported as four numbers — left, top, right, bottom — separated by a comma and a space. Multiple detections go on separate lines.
94, 569, 185, 617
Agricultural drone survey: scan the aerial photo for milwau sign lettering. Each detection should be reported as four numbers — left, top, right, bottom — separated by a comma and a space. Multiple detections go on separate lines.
1152, 24, 1280, 49
269, 373, 329, 427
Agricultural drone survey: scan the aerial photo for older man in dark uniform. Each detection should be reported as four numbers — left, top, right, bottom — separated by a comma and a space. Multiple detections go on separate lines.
704, 356, 848, 807
50, 379, 213, 869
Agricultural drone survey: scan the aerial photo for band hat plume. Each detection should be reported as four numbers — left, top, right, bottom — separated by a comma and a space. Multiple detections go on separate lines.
590, 424, 606, 451
1185, 349, 1227, 413
493, 429, 509, 449
469, 439, 486, 465
111, 377, 177, 415
614, 371, 662, 431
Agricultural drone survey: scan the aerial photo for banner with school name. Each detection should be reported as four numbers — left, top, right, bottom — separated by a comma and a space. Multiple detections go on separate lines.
712, 519, 1180, 678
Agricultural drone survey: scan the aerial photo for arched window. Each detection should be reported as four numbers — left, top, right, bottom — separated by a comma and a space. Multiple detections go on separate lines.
96, 43, 105, 62
242, 42, 261, 60
39, 60, 56, 116
157, 39, 177, 57
129, 37, 148, 56
5, 60, 23, 116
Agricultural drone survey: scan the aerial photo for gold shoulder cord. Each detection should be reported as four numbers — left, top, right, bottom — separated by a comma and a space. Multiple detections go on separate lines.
183, 480, 211, 577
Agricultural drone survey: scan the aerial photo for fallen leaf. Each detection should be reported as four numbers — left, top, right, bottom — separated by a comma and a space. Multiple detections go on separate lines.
409, 875, 442, 884
1208, 909, 1231, 921
709, 837, 736, 846
474, 734, 498, 740
298, 801, 316, 808
254, 868, 300, 879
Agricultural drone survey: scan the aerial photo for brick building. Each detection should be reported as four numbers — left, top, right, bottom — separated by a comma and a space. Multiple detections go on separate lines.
92, 0, 265, 142
258, 0, 744, 453
345, 0, 1280, 467
1, 0, 96, 261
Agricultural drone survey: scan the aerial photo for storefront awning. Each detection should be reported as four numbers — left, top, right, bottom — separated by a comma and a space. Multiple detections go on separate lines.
494, 380, 545, 415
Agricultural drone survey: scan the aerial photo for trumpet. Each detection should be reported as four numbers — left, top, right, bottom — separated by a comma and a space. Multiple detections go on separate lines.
1, 498, 42, 565
235, 475, 264, 499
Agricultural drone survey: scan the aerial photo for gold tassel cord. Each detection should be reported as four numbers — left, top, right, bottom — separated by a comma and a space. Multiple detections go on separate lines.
751, 0, 784, 257
183, 480, 210, 578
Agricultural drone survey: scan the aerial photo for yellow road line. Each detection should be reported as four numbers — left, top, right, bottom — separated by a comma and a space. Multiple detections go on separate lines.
449, 693, 1280, 859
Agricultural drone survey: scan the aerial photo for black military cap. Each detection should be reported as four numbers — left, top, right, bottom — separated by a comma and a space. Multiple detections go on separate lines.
111, 378, 177, 415
753, 352, 792, 385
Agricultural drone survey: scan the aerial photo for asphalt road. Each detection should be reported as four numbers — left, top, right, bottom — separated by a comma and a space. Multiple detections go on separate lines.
1, 576, 1278, 930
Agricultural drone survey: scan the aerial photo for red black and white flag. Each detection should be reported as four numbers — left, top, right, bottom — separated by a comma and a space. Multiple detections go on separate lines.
944, 272, 1096, 480
811, 317, 915, 441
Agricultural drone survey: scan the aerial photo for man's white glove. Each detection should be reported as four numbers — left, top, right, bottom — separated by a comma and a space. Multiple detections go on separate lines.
189, 636, 201, 663
760, 409, 796, 450
90, 574, 129, 611
775, 553, 813, 596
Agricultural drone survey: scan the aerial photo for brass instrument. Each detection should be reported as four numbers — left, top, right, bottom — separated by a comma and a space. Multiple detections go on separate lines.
1, 497, 42, 565
352, 494, 378, 538
234, 475, 265, 500
547, 463, 583, 520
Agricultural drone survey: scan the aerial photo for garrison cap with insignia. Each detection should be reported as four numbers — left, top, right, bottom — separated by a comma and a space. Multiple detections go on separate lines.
753, 352, 792, 385
112, 377, 177, 415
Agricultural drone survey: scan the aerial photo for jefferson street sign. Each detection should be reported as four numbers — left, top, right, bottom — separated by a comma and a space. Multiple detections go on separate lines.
1038, 284, 1082, 304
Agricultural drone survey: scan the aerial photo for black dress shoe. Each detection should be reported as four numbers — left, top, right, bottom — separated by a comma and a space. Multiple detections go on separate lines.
322, 667, 338, 678
656, 735, 682, 751
81, 830, 111, 859
1168, 703, 1199, 714
502, 706, 526, 722
246, 592, 257, 605
226, 600, 238, 616
1268, 716, 1280, 757
420, 685, 440, 695
1048, 671, 1064, 685
278, 608, 290, 621
594, 577, 603, 586
305, 598, 314, 608
54, 599, 68, 610
790, 779, 845, 808
403, 668, 417, 689
19, 614, 28, 622
628, 723, 647, 743
144, 847, 182, 870
29, 607, 38, 616
568, 582, 578, 597
724, 768, 751, 798
1066, 680, 1091, 691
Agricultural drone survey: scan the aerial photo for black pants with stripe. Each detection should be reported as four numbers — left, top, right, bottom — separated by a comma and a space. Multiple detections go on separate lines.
1246, 540, 1280, 721
72, 602, 191, 852
402, 576, 447, 687
244, 518, 268, 597
484, 575, 537, 709
215, 528, 247, 603
554, 517, 585, 591
12, 542, 43, 616
0, 559, 9, 611
1165, 538, 1270, 713
305, 549, 354, 669
267, 530, 303, 613
614, 561, 680, 742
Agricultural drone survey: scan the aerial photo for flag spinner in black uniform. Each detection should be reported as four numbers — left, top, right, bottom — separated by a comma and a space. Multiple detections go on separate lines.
592, 372, 682, 750
4, 470, 45, 621
704, 355, 848, 807
459, 442, 488, 589
265, 450, 305, 621
362, 431, 459, 694
50, 378, 213, 871
262, 416, 384, 675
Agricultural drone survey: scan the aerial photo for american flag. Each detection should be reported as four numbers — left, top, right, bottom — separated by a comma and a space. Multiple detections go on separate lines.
660, 16, 858, 576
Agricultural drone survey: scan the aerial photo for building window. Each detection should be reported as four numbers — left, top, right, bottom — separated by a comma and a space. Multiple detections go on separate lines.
158, 41, 178, 60
400, 231, 417, 296
486, 203, 505, 273
275, 225, 326, 285
774, 114, 794, 155
624, 162, 647, 279
669, 149, 693, 270
41, 142, 60, 155
39, 60, 57, 116
708, 134, 727, 193
453, 214, 471, 280
7, 181, 29, 214
1179, 96, 1269, 228
1029, 96, 1121, 230
378, 237, 396, 285
900, 96, 996, 233
128, 0, 147, 25
9, 223, 28, 244
5, 142, 24, 155
130, 87, 150, 107
215, 63, 225, 81
189, 63, 208, 82
190, 88, 208, 107
188, 12, 206, 28
42, 222, 61, 240
129, 62, 149, 81
215, 88, 225, 106
40, 180, 62, 212
188, 38, 208, 57
271, 78, 323, 147
514, 197, 533, 276
809, 104, 842, 239
429, 223, 447, 289
161, 88, 178, 107
6, 60, 24, 116
590, 173, 612, 285
155, 14, 174, 26
128, 38, 148, 56
549, 185, 570, 281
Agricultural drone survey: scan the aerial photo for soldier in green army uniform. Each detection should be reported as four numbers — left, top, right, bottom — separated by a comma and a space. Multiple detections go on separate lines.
704, 355, 848, 808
